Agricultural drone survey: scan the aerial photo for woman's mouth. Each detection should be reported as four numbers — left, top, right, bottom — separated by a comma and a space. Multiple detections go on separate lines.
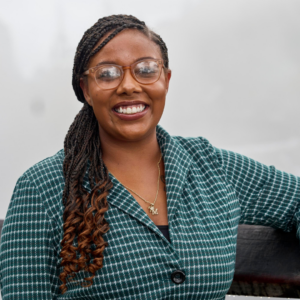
112, 103, 149, 121
114, 104, 146, 115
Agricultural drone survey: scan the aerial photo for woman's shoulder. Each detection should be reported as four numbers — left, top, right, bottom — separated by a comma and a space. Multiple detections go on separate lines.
172, 135, 216, 156
169, 134, 225, 171
157, 126, 218, 164
15, 150, 65, 206
21, 149, 65, 183
7, 150, 65, 221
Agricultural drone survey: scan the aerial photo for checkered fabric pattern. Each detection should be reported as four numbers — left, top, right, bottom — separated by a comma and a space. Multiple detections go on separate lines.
1, 125, 300, 300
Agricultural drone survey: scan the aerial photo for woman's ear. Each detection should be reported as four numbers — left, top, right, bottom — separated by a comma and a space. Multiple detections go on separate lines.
80, 78, 93, 106
165, 69, 172, 92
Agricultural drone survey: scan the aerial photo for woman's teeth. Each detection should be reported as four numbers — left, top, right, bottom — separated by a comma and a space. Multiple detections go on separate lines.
115, 104, 146, 114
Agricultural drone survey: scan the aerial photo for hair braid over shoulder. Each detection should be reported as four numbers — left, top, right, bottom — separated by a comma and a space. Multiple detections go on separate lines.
60, 14, 169, 294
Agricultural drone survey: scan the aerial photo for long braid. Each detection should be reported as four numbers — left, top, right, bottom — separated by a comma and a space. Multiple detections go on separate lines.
60, 14, 169, 294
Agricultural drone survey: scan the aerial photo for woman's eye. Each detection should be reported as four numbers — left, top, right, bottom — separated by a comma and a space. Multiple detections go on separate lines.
135, 61, 159, 78
138, 67, 155, 74
136, 64, 159, 77
97, 68, 120, 81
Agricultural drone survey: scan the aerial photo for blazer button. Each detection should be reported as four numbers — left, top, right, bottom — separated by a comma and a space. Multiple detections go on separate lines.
171, 270, 185, 284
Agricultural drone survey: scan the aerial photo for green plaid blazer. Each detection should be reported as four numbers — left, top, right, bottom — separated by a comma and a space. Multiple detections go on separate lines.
1, 126, 300, 300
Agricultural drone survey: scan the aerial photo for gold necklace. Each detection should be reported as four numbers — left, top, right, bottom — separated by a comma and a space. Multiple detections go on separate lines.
109, 155, 163, 216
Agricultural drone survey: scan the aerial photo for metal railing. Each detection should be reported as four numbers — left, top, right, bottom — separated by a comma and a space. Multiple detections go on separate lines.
228, 224, 300, 298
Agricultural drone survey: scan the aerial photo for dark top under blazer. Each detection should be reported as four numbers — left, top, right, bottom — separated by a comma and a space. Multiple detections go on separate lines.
1, 126, 300, 300
157, 225, 170, 242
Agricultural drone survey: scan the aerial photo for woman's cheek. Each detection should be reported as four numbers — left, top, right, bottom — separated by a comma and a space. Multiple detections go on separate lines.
146, 83, 167, 101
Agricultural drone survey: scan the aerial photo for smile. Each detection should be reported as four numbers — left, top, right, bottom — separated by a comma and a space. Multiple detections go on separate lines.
114, 104, 146, 115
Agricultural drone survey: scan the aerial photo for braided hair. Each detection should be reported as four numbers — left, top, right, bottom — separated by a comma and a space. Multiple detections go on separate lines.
60, 14, 169, 294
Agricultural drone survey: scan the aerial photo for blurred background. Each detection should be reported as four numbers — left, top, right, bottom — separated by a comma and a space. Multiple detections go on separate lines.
0, 0, 299, 299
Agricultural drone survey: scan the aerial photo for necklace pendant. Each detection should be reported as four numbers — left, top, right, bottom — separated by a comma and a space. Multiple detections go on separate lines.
148, 204, 158, 215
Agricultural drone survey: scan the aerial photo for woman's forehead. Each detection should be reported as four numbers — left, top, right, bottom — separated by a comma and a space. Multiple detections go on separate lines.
88, 29, 162, 67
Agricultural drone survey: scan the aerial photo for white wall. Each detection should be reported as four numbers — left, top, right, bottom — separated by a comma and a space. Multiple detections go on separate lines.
0, 1, 299, 298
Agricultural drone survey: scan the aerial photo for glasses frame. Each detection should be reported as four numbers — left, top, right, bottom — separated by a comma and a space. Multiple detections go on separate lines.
82, 59, 165, 90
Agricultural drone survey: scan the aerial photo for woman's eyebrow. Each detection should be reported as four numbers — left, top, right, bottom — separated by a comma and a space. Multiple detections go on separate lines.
135, 56, 155, 62
95, 61, 116, 66
94, 56, 156, 67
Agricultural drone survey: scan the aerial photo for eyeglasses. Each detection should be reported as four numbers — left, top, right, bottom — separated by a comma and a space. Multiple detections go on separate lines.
82, 59, 164, 90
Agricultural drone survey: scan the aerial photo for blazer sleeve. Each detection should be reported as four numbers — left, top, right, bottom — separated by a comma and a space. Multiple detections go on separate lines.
214, 147, 300, 237
0, 174, 60, 299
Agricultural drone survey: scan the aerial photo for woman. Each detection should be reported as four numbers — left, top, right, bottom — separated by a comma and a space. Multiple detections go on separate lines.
0, 14, 299, 300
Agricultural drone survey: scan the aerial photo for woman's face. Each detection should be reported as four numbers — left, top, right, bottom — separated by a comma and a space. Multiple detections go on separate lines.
80, 29, 171, 143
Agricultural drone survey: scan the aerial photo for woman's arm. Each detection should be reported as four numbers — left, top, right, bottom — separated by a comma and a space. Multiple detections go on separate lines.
214, 147, 300, 236
0, 174, 60, 300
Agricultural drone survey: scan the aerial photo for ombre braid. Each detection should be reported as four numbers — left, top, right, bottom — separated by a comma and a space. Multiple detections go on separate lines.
60, 14, 169, 294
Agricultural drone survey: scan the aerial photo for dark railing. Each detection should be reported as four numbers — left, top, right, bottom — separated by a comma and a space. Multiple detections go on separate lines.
228, 224, 300, 298
0, 220, 299, 298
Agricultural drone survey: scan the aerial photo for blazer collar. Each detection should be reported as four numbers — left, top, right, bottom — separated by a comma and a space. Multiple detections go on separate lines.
106, 125, 193, 240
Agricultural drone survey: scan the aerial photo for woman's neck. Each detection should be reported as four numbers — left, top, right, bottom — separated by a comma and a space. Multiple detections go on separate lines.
100, 127, 162, 175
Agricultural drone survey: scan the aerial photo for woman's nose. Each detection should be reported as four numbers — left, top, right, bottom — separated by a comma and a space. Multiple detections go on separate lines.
116, 69, 142, 95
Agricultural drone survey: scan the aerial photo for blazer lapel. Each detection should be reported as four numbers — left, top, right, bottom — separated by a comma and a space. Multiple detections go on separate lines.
82, 163, 159, 235
83, 125, 193, 242
107, 176, 158, 233
107, 175, 177, 245
156, 126, 193, 224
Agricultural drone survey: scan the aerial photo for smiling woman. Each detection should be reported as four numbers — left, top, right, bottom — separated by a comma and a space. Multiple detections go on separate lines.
79, 29, 170, 142
1, 14, 300, 300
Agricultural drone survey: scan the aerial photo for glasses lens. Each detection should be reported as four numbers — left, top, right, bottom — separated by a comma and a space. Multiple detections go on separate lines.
134, 60, 160, 84
95, 66, 122, 89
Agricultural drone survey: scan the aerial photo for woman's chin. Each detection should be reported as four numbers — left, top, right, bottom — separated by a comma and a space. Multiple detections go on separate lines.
100, 121, 157, 143
117, 124, 156, 142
